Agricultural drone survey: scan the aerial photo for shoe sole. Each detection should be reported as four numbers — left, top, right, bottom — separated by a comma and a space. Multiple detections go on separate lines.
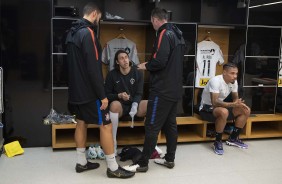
154, 161, 175, 169
75, 164, 100, 173
107, 173, 135, 178
136, 167, 148, 172
226, 141, 248, 149
213, 145, 224, 155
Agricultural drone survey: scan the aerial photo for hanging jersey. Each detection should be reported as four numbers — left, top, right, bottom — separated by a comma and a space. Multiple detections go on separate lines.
195, 40, 224, 88
102, 38, 140, 71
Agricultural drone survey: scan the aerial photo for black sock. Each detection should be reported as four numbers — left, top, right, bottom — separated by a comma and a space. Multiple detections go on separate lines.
215, 132, 222, 141
230, 126, 242, 140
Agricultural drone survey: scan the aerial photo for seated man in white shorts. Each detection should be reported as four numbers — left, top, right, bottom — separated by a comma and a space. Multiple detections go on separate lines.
105, 50, 148, 154
199, 62, 250, 155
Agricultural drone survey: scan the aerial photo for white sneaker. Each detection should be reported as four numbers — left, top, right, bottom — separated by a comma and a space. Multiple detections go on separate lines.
95, 144, 105, 159
123, 164, 148, 172
87, 146, 97, 159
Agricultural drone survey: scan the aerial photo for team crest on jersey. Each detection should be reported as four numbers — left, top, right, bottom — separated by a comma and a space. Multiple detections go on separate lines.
130, 78, 135, 85
125, 47, 131, 54
210, 49, 215, 55
105, 113, 110, 121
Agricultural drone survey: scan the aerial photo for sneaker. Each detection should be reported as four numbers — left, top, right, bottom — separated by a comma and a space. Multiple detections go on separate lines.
95, 144, 105, 159
123, 163, 148, 172
107, 166, 135, 178
75, 162, 100, 173
213, 141, 224, 155
154, 157, 175, 169
87, 146, 97, 159
226, 138, 248, 149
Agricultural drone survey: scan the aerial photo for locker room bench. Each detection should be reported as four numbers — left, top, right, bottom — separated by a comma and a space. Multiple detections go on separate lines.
52, 113, 282, 149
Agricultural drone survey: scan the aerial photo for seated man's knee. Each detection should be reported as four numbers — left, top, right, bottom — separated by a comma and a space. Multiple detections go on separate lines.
244, 107, 251, 117
137, 100, 148, 117
109, 101, 122, 113
215, 108, 229, 119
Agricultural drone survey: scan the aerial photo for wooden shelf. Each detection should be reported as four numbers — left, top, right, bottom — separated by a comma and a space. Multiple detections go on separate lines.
52, 114, 282, 149
248, 121, 282, 138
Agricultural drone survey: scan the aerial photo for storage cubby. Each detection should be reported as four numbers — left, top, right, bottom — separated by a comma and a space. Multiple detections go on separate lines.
116, 126, 146, 145
247, 114, 282, 138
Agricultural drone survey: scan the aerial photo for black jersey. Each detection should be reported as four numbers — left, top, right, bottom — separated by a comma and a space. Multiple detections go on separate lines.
105, 66, 144, 105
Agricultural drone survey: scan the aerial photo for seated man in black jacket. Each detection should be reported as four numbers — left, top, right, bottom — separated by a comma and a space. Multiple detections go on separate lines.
105, 50, 148, 154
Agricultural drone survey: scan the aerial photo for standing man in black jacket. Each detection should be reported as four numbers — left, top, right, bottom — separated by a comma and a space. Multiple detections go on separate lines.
65, 3, 134, 178
123, 8, 186, 172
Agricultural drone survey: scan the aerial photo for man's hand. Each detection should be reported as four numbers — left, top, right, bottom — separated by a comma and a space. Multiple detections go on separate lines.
118, 92, 130, 101
100, 98, 108, 110
137, 62, 147, 70
233, 98, 250, 113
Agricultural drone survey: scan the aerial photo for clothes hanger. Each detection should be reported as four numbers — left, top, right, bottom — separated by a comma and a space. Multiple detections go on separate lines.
204, 35, 212, 41
203, 30, 212, 41
116, 27, 126, 39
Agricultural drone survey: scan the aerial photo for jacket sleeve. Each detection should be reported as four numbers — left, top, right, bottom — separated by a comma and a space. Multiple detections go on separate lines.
132, 70, 144, 104
105, 71, 119, 102
82, 31, 106, 100
145, 32, 171, 72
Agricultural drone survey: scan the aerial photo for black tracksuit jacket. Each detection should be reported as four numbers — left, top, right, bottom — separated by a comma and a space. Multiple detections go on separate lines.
146, 23, 186, 102
105, 66, 144, 105
65, 18, 106, 104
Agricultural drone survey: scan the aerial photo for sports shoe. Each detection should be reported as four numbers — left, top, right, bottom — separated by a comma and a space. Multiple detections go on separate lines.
122, 163, 148, 172
154, 157, 175, 169
213, 141, 224, 155
75, 162, 100, 173
95, 144, 105, 159
87, 146, 97, 159
107, 166, 135, 178
226, 138, 248, 149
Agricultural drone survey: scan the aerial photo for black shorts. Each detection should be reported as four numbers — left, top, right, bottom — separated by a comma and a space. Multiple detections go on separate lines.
68, 100, 111, 125
121, 103, 131, 117
199, 104, 234, 122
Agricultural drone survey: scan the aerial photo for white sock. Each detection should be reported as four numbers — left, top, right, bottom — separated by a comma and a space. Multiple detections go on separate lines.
155, 145, 163, 155
110, 111, 119, 154
76, 148, 87, 165
105, 153, 119, 171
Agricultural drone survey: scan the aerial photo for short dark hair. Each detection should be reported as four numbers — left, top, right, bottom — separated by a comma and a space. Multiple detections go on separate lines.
114, 50, 132, 70
83, 2, 101, 16
223, 62, 237, 70
151, 8, 168, 21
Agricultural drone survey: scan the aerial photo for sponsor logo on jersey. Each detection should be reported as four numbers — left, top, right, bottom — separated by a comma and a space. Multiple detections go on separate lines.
199, 78, 210, 86
200, 49, 215, 55
278, 78, 282, 86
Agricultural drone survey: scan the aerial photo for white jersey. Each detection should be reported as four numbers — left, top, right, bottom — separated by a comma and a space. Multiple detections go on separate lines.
200, 75, 238, 110
195, 40, 224, 88
102, 38, 140, 71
